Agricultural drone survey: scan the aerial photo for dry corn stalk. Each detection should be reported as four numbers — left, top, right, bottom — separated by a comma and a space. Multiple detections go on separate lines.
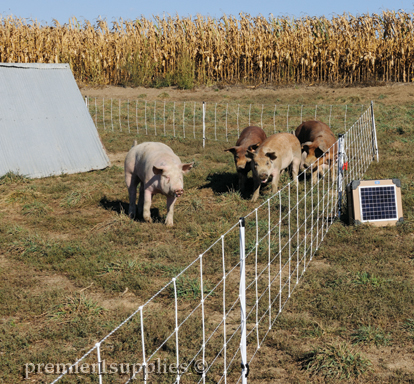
1, 11, 413, 85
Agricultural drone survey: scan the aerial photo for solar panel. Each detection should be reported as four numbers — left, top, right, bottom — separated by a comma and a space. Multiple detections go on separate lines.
346, 179, 403, 226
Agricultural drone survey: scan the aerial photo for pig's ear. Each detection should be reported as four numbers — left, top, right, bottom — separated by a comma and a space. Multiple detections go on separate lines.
246, 150, 255, 159
153, 166, 165, 175
182, 162, 193, 173
301, 141, 313, 154
266, 152, 277, 161
224, 147, 237, 154
315, 147, 325, 158
248, 142, 260, 151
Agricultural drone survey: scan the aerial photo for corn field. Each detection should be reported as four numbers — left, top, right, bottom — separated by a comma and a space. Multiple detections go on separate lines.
1, 11, 413, 86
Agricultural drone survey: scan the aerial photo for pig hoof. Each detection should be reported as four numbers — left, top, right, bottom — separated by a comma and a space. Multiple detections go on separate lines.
143, 216, 152, 223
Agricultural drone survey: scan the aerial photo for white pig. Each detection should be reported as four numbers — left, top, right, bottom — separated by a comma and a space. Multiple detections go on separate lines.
125, 142, 193, 227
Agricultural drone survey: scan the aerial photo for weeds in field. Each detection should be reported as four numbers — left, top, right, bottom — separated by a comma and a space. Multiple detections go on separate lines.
169, 275, 213, 300
21, 201, 52, 217
402, 318, 414, 338
351, 325, 391, 346
353, 271, 389, 287
301, 342, 372, 379
0, 171, 29, 185
46, 294, 106, 323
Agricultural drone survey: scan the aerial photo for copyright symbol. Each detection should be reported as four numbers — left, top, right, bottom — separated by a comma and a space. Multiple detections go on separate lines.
194, 359, 208, 374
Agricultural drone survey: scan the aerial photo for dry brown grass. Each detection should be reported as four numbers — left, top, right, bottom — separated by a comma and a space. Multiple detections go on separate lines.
1, 86, 414, 383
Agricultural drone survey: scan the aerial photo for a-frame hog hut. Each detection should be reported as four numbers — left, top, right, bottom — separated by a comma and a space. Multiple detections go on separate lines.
0, 63, 110, 178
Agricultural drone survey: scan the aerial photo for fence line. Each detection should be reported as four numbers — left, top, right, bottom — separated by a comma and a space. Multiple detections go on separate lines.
86, 98, 366, 143
48, 104, 377, 383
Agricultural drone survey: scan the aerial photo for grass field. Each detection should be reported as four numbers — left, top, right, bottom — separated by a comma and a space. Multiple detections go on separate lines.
1, 84, 414, 383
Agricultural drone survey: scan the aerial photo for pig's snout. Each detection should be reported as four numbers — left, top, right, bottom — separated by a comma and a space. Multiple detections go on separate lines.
259, 173, 268, 183
175, 189, 184, 197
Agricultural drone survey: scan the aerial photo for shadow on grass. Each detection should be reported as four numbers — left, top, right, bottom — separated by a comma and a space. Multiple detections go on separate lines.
99, 196, 161, 223
199, 171, 258, 199
199, 172, 237, 194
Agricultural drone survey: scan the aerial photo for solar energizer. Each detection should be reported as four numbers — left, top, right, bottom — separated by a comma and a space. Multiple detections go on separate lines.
346, 179, 403, 226
360, 185, 397, 221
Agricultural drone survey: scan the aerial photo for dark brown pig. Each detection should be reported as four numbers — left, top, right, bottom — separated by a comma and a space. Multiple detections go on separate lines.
295, 120, 337, 184
224, 126, 267, 193
125, 142, 193, 227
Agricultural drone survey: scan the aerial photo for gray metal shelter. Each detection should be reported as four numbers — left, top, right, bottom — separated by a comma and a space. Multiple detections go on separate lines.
0, 63, 110, 178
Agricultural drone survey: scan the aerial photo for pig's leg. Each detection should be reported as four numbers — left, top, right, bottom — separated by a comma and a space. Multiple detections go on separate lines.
300, 151, 307, 172
137, 183, 144, 219
141, 187, 153, 223
291, 157, 301, 187
270, 169, 281, 195
238, 171, 247, 193
165, 195, 177, 227
126, 172, 140, 218
311, 162, 319, 185
251, 176, 261, 203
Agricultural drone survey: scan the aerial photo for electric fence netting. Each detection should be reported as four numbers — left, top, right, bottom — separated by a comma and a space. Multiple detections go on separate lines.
48, 102, 377, 383
85, 98, 366, 141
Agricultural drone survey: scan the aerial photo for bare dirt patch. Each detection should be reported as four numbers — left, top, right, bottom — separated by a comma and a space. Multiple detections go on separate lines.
107, 151, 127, 167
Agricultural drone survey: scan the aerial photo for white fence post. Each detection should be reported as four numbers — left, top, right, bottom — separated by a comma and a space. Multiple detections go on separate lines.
337, 134, 345, 219
239, 217, 248, 384
173, 102, 176, 137
96, 342, 103, 384
248, 104, 251, 126
140, 307, 148, 383
163, 101, 166, 136
102, 98, 105, 131
286, 105, 289, 131
173, 278, 180, 383
94, 97, 97, 126
221, 235, 228, 384
145, 101, 148, 135
183, 102, 186, 138
200, 253, 206, 384
371, 101, 379, 162
215, 103, 217, 141
154, 100, 157, 136
261, 104, 264, 128
203, 102, 206, 148
127, 99, 130, 133
110, 98, 113, 132
136, 100, 138, 134
225, 103, 228, 141
119, 99, 122, 132
237, 104, 240, 137
193, 102, 196, 139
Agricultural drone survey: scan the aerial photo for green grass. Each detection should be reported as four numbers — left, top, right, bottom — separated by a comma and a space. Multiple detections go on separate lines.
1, 89, 414, 383
351, 325, 391, 347
301, 342, 372, 380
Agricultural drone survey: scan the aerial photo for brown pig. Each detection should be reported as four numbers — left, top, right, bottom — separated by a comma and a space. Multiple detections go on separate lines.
295, 120, 337, 184
224, 126, 267, 192
124, 142, 193, 227
247, 132, 302, 202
